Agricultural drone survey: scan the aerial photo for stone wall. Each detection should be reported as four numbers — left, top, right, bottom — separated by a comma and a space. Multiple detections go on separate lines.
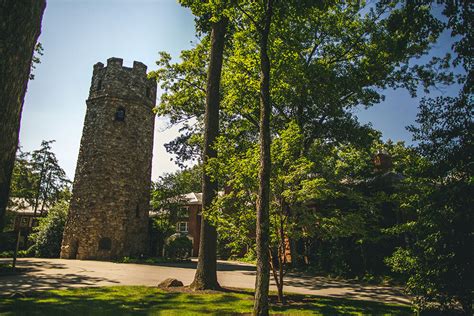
60, 57, 156, 260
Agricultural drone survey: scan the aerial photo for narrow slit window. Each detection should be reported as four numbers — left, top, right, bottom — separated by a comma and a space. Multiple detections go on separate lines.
135, 204, 140, 218
115, 107, 125, 121
146, 87, 150, 98
97, 80, 102, 90
98, 237, 111, 250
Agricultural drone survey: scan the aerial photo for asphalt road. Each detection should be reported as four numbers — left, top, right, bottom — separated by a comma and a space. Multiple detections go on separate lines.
0, 258, 409, 305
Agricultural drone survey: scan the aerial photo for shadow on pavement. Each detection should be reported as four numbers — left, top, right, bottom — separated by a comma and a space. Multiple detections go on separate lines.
149, 260, 256, 272
0, 258, 68, 271
0, 259, 120, 297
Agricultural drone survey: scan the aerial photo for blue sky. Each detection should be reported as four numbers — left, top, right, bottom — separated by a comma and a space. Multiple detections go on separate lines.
20, 0, 458, 181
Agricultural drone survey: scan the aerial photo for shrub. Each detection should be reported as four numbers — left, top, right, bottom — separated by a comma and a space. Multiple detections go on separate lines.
165, 235, 192, 259
0, 231, 16, 252
0, 249, 33, 258
29, 201, 68, 258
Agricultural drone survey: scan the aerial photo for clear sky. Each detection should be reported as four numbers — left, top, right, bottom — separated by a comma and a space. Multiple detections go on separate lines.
19, 0, 458, 181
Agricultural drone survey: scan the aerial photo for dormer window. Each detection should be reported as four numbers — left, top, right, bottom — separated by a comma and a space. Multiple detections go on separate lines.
115, 107, 125, 121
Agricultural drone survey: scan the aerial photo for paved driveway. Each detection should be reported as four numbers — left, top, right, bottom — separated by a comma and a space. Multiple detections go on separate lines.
0, 258, 409, 305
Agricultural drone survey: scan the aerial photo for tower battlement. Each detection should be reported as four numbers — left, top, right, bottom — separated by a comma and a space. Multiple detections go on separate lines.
89, 57, 156, 107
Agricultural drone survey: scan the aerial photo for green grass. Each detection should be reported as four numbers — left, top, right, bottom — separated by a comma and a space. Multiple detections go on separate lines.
0, 286, 413, 315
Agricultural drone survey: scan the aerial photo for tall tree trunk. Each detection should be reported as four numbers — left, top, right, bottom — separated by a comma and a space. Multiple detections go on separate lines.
254, 0, 274, 314
33, 150, 47, 216
190, 17, 227, 290
0, 0, 46, 232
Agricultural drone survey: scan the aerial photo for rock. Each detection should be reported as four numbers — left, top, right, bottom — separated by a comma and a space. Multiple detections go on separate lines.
158, 278, 183, 288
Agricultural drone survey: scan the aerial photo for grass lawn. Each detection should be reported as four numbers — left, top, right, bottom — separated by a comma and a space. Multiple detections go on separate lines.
0, 286, 412, 315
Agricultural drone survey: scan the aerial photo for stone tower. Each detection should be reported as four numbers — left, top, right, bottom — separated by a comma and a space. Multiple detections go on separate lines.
60, 57, 156, 260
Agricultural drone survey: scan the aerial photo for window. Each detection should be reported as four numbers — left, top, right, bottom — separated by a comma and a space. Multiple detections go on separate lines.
177, 222, 188, 233
98, 237, 112, 250
97, 79, 102, 90
135, 204, 140, 218
20, 217, 30, 227
115, 107, 125, 121
146, 87, 151, 98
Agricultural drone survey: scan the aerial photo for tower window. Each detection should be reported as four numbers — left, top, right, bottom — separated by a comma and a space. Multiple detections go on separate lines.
146, 87, 151, 98
98, 237, 111, 250
97, 79, 102, 90
115, 107, 125, 121
135, 204, 140, 218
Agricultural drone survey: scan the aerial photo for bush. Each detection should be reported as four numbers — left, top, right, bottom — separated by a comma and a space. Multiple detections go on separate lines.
165, 235, 192, 259
0, 249, 33, 258
29, 201, 68, 258
0, 231, 16, 252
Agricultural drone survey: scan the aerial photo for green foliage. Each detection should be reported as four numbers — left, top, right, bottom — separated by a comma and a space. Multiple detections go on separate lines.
386, 82, 473, 314
164, 235, 193, 260
152, 1, 452, 168
151, 0, 471, 312
0, 249, 32, 258
149, 166, 201, 256
29, 201, 68, 258
29, 42, 43, 80
9, 141, 70, 216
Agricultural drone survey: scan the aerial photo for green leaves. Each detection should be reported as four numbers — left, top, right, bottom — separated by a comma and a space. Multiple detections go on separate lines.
29, 200, 69, 258
9, 141, 70, 214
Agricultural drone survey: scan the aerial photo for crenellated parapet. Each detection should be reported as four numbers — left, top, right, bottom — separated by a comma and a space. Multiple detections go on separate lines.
88, 57, 156, 107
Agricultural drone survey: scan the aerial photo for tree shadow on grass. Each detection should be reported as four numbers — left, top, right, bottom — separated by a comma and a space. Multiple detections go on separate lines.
0, 286, 414, 315
0, 271, 120, 297
270, 294, 413, 315
0, 287, 252, 315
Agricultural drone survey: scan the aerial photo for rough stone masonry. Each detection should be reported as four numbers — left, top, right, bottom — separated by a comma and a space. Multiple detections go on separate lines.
60, 57, 156, 260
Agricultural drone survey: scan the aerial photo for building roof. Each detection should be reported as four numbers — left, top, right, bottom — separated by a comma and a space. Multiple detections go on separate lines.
7, 198, 48, 215
183, 191, 226, 205
183, 192, 202, 205
149, 191, 225, 217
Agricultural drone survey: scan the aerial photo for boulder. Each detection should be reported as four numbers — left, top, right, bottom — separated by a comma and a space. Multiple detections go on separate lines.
158, 278, 183, 288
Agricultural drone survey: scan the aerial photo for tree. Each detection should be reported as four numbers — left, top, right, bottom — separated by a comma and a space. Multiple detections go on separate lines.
29, 140, 70, 215
9, 148, 37, 209
8, 141, 70, 217
253, 0, 274, 314
175, 0, 229, 290
150, 166, 201, 256
153, 0, 456, 311
210, 127, 420, 303
387, 95, 473, 314
384, 2, 473, 313
190, 17, 227, 290
0, 0, 47, 232
29, 200, 69, 258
